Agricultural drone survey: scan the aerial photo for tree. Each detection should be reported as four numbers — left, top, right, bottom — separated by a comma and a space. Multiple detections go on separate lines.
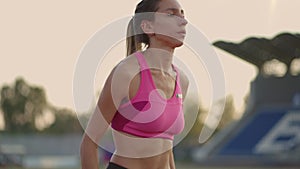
0, 78, 47, 133
180, 95, 236, 145
217, 95, 236, 130
43, 107, 83, 134
0, 77, 85, 134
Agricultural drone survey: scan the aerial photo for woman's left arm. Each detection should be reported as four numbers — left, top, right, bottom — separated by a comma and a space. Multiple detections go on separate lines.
169, 150, 176, 169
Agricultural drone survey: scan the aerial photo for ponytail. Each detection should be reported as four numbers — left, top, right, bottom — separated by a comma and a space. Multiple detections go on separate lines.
126, 0, 161, 57
126, 18, 141, 56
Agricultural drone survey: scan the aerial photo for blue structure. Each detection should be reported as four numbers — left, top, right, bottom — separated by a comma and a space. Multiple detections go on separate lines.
218, 107, 300, 156
192, 33, 300, 167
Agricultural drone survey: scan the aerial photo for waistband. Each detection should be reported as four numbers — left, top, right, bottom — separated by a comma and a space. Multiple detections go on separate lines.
106, 162, 127, 169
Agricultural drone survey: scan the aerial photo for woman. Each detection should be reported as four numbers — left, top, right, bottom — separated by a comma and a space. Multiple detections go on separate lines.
80, 0, 189, 168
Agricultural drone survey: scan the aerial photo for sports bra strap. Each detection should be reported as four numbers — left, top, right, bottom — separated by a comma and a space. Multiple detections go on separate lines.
135, 51, 148, 71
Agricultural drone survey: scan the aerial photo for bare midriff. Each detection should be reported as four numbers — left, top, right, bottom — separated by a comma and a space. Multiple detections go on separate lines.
110, 131, 173, 169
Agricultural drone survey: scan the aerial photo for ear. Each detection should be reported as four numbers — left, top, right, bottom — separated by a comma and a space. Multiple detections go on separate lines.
140, 20, 154, 35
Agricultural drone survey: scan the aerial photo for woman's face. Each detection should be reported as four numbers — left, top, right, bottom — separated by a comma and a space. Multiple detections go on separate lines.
151, 0, 188, 48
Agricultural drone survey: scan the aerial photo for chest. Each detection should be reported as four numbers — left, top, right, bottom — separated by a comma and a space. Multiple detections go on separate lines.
150, 70, 177, 99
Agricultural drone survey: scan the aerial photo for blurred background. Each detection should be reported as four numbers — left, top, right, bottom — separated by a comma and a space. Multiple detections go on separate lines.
1, 0, 300, 168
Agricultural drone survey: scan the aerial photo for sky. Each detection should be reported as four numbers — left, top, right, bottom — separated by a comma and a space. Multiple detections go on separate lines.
1, 0, 300, 127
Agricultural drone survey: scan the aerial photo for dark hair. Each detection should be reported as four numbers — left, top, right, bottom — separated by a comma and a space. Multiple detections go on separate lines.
126, 0, 161, 56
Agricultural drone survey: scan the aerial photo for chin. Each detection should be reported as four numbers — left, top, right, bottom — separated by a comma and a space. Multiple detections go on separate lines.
155, 34, 185, 48
170, 38, 184, 48
171, 43, 183, 48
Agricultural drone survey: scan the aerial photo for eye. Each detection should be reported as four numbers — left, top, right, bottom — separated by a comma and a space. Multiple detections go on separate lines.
167, 13, 175, 16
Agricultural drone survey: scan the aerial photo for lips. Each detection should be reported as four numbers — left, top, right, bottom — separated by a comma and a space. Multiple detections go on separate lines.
178, 31, 186, 35
177, 30, 186, 36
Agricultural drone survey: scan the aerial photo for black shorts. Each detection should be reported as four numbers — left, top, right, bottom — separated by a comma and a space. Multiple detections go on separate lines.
106, 162, 127, 169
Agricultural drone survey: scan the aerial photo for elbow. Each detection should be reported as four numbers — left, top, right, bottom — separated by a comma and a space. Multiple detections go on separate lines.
80, 135, 99, 169
80, 139, 86, 159
80, 135, 94, 158
80, 136, 88, 162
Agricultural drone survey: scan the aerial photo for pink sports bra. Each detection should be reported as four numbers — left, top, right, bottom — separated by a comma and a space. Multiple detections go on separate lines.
111, 51, 184, 140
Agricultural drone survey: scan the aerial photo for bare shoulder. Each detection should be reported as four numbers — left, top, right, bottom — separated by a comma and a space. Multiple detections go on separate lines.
177, 67, 189, 99
98, 53, 139, 114
106, 53, 140, 103
177, 68, 189, 87
101, 53, 139, 97
113, 54, 139, 79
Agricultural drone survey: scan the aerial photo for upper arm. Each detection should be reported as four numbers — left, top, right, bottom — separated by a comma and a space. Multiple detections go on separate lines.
84, 61, 132, 143
168, 150, 175, 169
98, 62, 131, 123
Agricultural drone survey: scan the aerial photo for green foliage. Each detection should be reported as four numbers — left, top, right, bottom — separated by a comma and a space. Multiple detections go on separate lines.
179, 95, 236, 146
0, 77, 83, 134
217, 95, 236, 130
0, 78, 47, 133
43, 107, 83, 134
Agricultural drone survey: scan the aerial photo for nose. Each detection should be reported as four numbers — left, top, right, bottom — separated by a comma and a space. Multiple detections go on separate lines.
178, 16, 188, 26
181, 17, 188, 26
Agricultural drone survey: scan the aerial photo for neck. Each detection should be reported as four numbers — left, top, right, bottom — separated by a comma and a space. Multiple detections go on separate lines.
143, 47, 174, 73
149, 38, 175, 54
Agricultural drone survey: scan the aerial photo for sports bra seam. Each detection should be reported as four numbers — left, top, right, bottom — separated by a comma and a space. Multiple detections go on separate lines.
139, 52, 180, 101
118, 52, 182, 108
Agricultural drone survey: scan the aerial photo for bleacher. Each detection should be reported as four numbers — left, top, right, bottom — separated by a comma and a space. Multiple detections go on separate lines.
191, 32, 300, 167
